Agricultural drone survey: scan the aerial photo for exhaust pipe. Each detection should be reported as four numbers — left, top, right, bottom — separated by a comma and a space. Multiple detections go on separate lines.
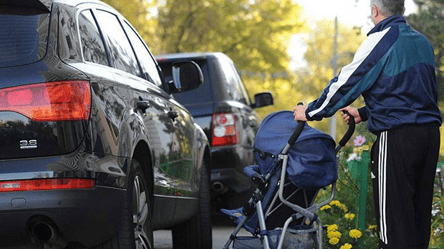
31, 222, 68, 248
212, 181, 228, 193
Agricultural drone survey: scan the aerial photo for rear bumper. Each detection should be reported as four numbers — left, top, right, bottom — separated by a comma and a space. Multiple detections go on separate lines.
210, 145, 255, 193
211, 168, 252, 193
0, 186, 125, 247
211, 145, 249, 170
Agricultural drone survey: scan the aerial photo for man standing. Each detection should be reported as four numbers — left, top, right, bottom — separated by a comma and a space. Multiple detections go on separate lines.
293, 0, 442, 248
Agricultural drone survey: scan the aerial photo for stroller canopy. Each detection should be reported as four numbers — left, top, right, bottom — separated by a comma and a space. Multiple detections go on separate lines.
254, 111, 337, 189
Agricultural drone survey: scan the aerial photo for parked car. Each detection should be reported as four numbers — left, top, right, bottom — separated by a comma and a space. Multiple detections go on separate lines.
156, 52, 273, 209
0, 1, 211, 249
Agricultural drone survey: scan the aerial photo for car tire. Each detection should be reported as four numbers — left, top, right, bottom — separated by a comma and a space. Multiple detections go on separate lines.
93, 159, 153, 249
171, 161, 212, 249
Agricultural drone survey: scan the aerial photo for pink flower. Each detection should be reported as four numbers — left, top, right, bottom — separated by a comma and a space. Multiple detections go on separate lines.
353, 135, 366, 147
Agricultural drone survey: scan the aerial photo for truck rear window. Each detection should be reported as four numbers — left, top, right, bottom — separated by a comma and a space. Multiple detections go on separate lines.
0, 6, 50, 68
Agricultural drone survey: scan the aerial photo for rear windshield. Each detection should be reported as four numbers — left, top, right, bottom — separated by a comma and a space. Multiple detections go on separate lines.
158, 59, 213, 105
0, 6, 50, 68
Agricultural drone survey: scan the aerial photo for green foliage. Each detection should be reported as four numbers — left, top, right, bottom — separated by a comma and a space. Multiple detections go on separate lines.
430, 168, 444, 248
155, 0, 305, 74
317, 123, 379, 248
100, 0, 161, 52
292, 19, 366, 137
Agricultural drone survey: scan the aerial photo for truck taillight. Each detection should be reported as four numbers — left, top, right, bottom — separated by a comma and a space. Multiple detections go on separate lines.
0, 178, 95, 192
211, 113, 239, 147
0, 81, 91, 121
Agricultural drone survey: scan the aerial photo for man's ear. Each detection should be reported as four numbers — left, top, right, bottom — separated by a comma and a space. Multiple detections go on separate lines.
372, 5, 379, 18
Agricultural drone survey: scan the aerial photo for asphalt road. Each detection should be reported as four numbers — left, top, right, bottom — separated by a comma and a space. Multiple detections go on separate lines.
154, 213, 250, 249
0, 213, 249, 249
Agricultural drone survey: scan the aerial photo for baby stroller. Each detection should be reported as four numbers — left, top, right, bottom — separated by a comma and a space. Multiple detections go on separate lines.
221, 110, 355, 249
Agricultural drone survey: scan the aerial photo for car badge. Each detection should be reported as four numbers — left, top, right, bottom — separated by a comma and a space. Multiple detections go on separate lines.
20, 140, 38, 149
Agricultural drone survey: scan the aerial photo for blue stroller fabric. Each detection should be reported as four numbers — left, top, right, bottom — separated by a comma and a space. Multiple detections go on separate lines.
254, 111, 337, 189
221, 169, 282, 234
221, 111, 337, 233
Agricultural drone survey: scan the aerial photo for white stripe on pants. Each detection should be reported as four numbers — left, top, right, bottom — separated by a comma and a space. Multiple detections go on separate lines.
378, 131, 388, 244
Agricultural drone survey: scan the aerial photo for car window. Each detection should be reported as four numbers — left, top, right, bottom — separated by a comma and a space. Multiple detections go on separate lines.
93, 10, 140, 76
123, 21, 162, 86
0, 6, 50, 68
78, 10, 108, 66
219, 57, 244, 103
58, 5, 82, 62
232, 64, 251, 105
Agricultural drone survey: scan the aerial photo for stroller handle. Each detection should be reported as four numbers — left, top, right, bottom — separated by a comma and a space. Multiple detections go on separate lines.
288, 121, 305, 146
288, 110, 356, 149
338, 110, 355, 147
288, 102, 306, 146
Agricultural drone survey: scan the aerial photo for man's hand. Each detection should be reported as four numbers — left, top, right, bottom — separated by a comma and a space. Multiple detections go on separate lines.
340, 106, 362, 125
293, 104, 307, 122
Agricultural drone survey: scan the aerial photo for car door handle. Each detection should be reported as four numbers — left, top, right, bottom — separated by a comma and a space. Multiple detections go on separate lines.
137, 100, 151, 113
168, 110, 179, 120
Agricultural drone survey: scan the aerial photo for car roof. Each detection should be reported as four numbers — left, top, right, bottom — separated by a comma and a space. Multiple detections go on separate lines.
155, 52, 229, 62
54, 0, 109, 7
1, 0, 110, 11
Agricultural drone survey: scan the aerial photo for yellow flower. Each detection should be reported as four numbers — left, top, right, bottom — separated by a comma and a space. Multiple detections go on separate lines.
329, 237, 340, 245
328, 231, 342, 239
330, 200, 348, 212
340, 243, 353, 249
368, 225, 377, 230
344, 213, 355, 220
330, 200, 341, 206
339, 204, 348, 212
321, 205, 331, 211
349, 229, 362, 239
327, 224, 338, 232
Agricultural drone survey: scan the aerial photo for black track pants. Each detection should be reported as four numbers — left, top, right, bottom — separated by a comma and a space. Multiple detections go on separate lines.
370, 124, 440, 249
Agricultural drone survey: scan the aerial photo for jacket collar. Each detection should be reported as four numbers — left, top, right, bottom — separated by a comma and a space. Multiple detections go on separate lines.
367, 15, 406, 36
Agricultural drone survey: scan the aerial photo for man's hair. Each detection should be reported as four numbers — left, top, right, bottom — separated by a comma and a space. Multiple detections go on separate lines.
371, 0, 405, 16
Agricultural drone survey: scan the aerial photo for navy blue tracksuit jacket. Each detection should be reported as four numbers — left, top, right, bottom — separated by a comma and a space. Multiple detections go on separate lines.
305, 15, 442, 132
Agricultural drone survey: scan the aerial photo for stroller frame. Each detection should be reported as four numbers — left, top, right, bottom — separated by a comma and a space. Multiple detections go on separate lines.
222, 114, 355, 249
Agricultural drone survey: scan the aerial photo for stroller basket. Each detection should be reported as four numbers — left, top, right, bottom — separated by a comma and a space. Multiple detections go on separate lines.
222, 110, 355, 249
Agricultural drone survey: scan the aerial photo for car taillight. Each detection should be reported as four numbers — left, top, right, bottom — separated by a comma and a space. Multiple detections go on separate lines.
0, 178, 95, 192
211, 113, 239, 147
0, 81, 91, 121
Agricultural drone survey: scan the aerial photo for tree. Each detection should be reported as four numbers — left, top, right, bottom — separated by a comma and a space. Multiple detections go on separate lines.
293, 19, 365, 137
155, 0, 305, 74
101, 0, 161, 52
242, 71, 304, 119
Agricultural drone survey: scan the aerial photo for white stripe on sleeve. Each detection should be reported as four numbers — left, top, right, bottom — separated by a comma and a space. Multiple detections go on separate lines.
308, 28, 391, 118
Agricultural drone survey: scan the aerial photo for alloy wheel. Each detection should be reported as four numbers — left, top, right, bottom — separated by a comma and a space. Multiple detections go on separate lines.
133, 175, 151, 249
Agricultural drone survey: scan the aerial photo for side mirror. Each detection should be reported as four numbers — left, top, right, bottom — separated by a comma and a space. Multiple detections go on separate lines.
252, 92, 273, 108
169, 61, 204, 93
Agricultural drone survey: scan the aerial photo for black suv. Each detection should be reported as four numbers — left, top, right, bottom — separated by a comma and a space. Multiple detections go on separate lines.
0, 1, 211, 249
156, 52, 273, 208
